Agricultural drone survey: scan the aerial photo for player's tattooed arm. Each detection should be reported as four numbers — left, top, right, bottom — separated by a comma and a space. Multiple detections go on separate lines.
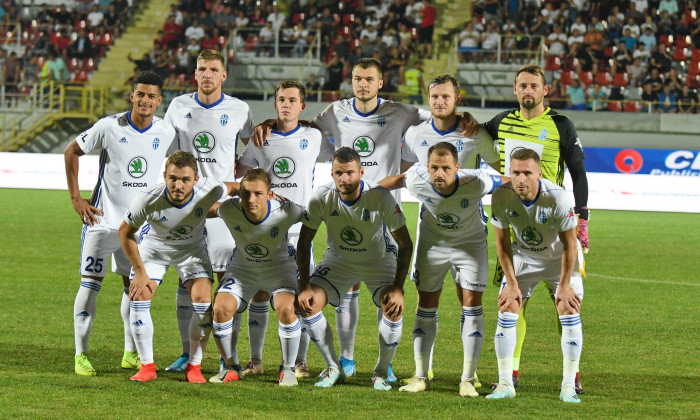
64, 140, 102, 226
493, 225, 522, 313
556, 227, 581, 313
252, 119, 276, 148
119, 221, 155, 300
378, 173, 406, 190
459, 111, 480, 137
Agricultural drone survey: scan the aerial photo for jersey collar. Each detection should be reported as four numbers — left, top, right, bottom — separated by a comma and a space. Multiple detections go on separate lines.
430, 116, 460, 136
520, 180, 542, 207
194, 92, 224, 109
431, 174, 459, 198
352, 97, 381, 117
271, 123, 301, 137
243, 201, 271, 225
339, 180, 364, 206
126, 111, 153, 133
516, 107, 551, 124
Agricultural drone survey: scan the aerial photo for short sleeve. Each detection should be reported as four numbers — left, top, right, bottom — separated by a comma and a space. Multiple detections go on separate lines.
124, 192, 149, 228
553, 193, 578, 232
301, 191, 324, 230
489, 187, 510, 229
239, 107, 255, 139
76, 117, 108, 154
378, 189, 407, 232
401, 126, 419, 163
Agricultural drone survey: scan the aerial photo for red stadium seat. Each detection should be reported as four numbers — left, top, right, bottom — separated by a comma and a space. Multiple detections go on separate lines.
243, 35, 258, 51
292, 13, 305, 24
613, 72, 629, 87
545, 56, 561, 71
67, 57, 81, 71
97, 32, 112, 46
73, 70, 89, 84
560, 70, 575, 86
595, 71, 612, 86
333, 13, 340, 24
342, 14, 356, 26
677, 35, 691, 49
673, 47, 689, 61
82, 57, 96, 71
36, 56, 45, 69
658, 34, 672, 47
624, 101, 641, 112
561, 56, 575, 71
337, 25, 351, 36
578, 70, 593, 86
604, 45, 615, 59
607, 101, 622, 112
691, 48, 700, 62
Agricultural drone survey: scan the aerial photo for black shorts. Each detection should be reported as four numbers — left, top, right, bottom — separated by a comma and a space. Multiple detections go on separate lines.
418, 26, 434, 44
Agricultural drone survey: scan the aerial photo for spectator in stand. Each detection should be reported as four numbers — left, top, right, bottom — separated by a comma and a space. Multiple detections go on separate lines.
633, 42, 651, 67
657, 84, 678, 113
267, 4, 286, 30
622, 17, 641, 39
576, 44, 598, 75
605, 14, 623, 43
612, 41, 632, 73
587, 82, 607, 111
127, 52, 153, 72
305, 73, 320, 102
29, 32, 51, 59
185, 20, 206, 43
677, 85, 697, 113
641, 82, 659, 111
235, 9, 250, 28
256, 21, 276, 57
360, 24, 380, 42
404, 60, 426, 104
628, 57, 646, 87
481, 20, 501, 61
619, 28, 637, 51
483, 0, 501, 26
571, 15, 586, 35
2, 51, 20, 94
323, 52, 344, 91
583, 23, 604, 58
565, 78, 587, 110
546, 24, 568, 57
650, 43, 672, 74
339, 76, 353, 99
69, 29, 93, 60
658, 0, 679, 17
104, 4, 123, 37
170, 3, 184, 26
638, 27, 656, 53
507, 0, 522, 22
657, 11, 675, 36
664, 68, 683, 93
86, 4, 104, 29
459, 21, 480, 61
216, 6, 236, 33
201, 31, 220, 51
163, 15, 181, 49
418, 0, 436, 58
644, 68, 664, 92
567, 27, 584, 56
530, 14, 549, 45
546, 78, 565, 109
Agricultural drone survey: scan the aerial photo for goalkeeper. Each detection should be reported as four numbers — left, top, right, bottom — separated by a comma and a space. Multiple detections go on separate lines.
482, 64, 589, 394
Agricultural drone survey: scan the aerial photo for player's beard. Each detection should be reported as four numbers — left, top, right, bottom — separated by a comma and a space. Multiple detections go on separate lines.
520, 95, 540, 110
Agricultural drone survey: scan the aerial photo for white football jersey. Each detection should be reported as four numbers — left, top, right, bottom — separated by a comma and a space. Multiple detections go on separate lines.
217, 197, 305, 267
165, 92, 255, 181
77, 111, 175, 229
238, 124, 322, 207
302, 180, 406, 262
125, 177, 227, 246
401, 118, 499, 168
315, 98, 430, 201
490, 178, 578, 262
405, 165, 501, 244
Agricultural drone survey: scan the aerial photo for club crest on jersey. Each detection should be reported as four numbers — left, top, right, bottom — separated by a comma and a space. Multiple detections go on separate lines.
437, 213, 460, 227
169, 225, 193, 238
220, 114, 229, 126
273, 157, 296, 178
538, 210, 547, 224
521, 227, 543, 245
340, 227, 362, 246
152, 137, 160, 150
127, 156, 147, 178
456, 139, 464, 152
461, 199, 469, 208
538, 129, 548, 141
245, 244, 269, 258
195, 207, 203, 218
193, 131, 215, 153
361, 208, 370, 221
353, 135, 375, 157
377, 116, 386, 127
270, 227, 279, 238
299, 138, 308, 150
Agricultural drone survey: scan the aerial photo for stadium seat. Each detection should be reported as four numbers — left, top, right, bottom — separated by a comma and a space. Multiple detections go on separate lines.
604, 45, 615, 58
659, 34, 672, 47
67, 57, 81, 71
76, 20, 87, 31
342, 14, 356, 26
243, 35, 258, 51
36, 56, 45, 69
691, 48, 700, 62
677, 35, 691, 49
292, 13, 305, 24
595, 71, 612, 86
227, 48, 235, 61
673, 47, 689, 61
82, 58, 96, 71
73, 70, 89, 84
337, 25, 351, 36
562, 56, 576, 71
560, 70, 575, 87
545, 56, 561, 71
333, 13, 340, 24
624, 101, 641, 112
578, 70, 593, 86
613, 72, 629, 87
20, 30, 32, 44
607, 100, 622, 112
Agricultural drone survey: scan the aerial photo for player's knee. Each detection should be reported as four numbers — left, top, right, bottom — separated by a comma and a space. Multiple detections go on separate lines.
556, 301, 579, 316
462, 290, 482, 307
383, 307, 403, 322
252, 290, 270, 302
213, 297, 237, 321
277, 305, 297, 324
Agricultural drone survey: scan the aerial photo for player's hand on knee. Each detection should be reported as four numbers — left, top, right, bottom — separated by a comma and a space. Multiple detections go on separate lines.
497, 283, 522, 312
71, 197, 102, 226
129, 272, 153, 300
382, 286, 404, 319
297, 286, 314, 316
459, 112, 480, 137
555, 285, 581, 313
577, 218, 589, 254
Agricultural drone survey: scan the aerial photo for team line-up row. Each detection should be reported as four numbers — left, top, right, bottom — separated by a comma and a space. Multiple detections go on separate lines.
67, 50, 589, 403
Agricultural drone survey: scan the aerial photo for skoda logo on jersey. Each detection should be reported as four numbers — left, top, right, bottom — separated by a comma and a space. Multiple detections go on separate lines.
273, 157, 296, 178
299, 138, 308, 150
340, 227, 363, 246
195, 207, 203, 218
270, 227, 279, 238
153, 137, 160, 150
455, 139, 464, 152
361, 209, 370, 221
193, 131, 215, 153
127, 156, 147, 178
245, 244, 269, 258
353, 136, 376, 157
220, 114, 229, 126
538, 129, 548, 141
460, 199, 469, 208
377, 116, 386, 127
521, 227, 543, 245
170, 225, 193, 238
538, 210, 547, 224
437, 213, 460, 227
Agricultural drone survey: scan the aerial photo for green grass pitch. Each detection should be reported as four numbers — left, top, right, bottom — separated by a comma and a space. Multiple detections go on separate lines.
0, 188, 698, 418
